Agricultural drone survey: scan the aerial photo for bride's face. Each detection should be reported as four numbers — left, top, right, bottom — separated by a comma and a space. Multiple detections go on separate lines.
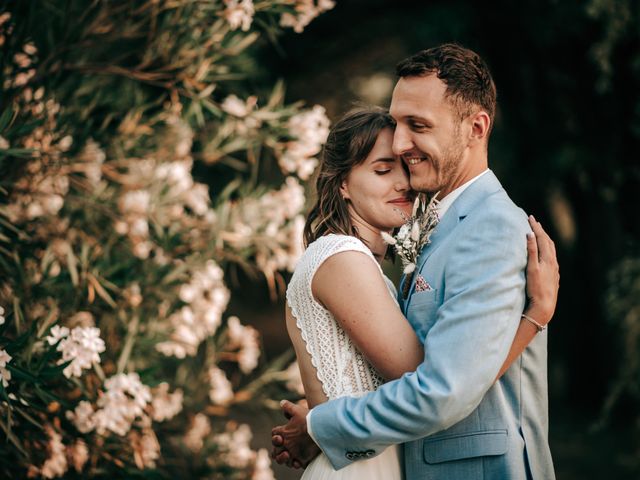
340, 128, 414, 231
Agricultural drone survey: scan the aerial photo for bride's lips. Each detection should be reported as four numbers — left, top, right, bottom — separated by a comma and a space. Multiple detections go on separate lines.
388, 197, 412, 206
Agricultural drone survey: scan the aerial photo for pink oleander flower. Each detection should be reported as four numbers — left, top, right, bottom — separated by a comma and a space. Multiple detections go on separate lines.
68, 439, 89, 473
226, 316, 260, 373
0, 348, 12, 388
40, 425, 68, 478
279, 106, 330, 179
222, 0, 255, 31
252, 448, 276, 480
66, 401, 96, 434
221, 94, 258, 117
184, 413, 211, 452
216, 423, 255, 468
208, 366, 234, 405
55, 326, 106, 378
151, 382, 183, 422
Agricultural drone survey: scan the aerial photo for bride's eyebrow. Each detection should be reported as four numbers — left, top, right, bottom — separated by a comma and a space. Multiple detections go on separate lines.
371, 157, 394, 165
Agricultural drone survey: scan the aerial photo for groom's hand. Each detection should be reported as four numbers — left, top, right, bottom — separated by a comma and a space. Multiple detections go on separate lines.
271, 400, 320, 469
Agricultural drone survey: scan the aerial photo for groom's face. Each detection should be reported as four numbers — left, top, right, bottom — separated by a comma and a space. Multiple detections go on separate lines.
389, 74, 467, 196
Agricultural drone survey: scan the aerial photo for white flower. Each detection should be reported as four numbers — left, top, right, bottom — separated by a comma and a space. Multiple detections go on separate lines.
159, 261, 230, 358
380, 231, 397, 245
216, 423, 255, 468
23, 42, 37, 55
132, 240, 152, 259
279, 0, 334, 32
275, 177, 306, 219
151, 382, 183, 422
57, 326, 106, 378
91, 373, 152, 436
44, 194, 64, 216
184, 183, 210, 216
411, 222, 421, 242
403, 263, 416, 275
69, 439, 89, 473
0, 349, 12, 388
184, 413, 211, 452
388, 193, 440, 287
66, 401, 96, 434
129, 217, 149, 237
226, 316, 260, 373
58, 135, 73, 151
119, 190, 151, 216
208, 366, 234, 405
279, 105, 329, 178
221, 94, 257, 117
155, 160, 193, 192
45, 325, 70, 345
40, 425, 68, 478
131, 428, 161, 469
252, 448, 275, 480
222, 0, 255, 31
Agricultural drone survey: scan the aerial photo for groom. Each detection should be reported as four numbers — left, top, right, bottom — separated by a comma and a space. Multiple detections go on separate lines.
272, 44, 555, 479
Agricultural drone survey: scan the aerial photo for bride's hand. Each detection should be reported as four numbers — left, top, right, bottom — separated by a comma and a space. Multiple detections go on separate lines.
524, 216, 560, 327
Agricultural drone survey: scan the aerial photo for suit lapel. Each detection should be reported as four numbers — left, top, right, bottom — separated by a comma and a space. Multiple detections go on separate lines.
406, 170, 504, 301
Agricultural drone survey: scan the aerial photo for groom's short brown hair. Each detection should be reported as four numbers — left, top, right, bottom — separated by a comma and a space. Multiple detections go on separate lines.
396, 43, 497, 132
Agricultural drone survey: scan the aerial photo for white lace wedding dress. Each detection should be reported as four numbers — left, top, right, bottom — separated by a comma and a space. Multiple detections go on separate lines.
286, 234, 402, 480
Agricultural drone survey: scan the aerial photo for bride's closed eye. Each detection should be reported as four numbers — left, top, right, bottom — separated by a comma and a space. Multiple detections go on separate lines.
374, 169, 391, 175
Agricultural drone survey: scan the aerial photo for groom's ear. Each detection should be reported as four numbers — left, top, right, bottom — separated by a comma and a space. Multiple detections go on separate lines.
468, 110, 491, 147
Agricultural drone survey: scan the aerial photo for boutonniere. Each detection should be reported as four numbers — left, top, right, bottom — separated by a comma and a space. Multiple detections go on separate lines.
381, 193, 440, 275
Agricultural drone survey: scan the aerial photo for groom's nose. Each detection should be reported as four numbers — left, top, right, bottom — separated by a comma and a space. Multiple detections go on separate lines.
392, 125, 413, 156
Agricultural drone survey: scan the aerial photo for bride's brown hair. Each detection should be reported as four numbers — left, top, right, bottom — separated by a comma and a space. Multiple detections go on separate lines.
303, 107, 395, 247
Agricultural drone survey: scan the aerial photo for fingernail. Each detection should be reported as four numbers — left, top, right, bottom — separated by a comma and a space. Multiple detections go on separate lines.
280, 400, 287, 407
527, 232, 534, 239
530, 215, 536, 222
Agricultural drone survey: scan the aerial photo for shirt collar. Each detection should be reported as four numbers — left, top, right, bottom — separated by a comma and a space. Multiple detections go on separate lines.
435, 169, 490, 219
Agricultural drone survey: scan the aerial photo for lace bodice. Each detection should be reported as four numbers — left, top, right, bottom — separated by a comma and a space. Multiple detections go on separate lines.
286, 234, 398, 400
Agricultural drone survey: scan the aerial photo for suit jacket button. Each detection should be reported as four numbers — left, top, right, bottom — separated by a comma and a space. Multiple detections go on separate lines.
345, 452, 354, 460
365, 450, 375, 458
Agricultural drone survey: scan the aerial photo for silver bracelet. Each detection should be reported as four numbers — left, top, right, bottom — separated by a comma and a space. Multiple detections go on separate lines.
521, 313, 547, 332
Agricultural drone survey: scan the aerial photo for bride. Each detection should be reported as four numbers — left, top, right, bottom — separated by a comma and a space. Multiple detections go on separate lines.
282, 108, 559, 479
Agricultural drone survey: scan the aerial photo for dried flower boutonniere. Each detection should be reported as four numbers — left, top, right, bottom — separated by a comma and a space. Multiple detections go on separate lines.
381, 193, 440, 297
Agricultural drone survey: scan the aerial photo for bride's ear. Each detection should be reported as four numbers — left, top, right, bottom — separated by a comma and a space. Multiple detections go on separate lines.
340, 181, 350, 201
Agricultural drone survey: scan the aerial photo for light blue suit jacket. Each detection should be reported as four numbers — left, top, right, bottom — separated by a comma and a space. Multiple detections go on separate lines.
309, 171, 555, 479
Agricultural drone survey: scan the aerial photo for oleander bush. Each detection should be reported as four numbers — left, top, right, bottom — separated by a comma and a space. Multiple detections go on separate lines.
0, 1, 329, 477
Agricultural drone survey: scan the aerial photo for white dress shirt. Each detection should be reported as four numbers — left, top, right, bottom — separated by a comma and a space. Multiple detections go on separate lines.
435, 169, 490, 219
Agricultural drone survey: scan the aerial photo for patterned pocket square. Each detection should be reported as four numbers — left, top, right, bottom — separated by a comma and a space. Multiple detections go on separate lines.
414, 275, 433, 292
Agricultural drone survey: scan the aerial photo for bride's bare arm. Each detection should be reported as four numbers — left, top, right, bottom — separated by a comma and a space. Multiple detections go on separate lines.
495, 216, 559, 380
312, 217, 559, 383
312, 251, 423, 380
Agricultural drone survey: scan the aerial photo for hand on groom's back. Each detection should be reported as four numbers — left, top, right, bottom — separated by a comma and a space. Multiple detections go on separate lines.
271, 400, 321, 469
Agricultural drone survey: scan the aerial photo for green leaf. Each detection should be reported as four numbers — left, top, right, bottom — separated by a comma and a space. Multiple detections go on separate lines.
66, 243, 80, 286
0, 106, 16, 132
13, 405, 43, 430
0, 417, 28, 458
0, 148, 35, 159
6, 364, 39, 383
37, 358, 70, 379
